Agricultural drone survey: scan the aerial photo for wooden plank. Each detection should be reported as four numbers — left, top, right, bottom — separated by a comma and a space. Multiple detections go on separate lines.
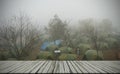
24, 61, 40, 73
53, 61, 59, 73
81, 61, 99, 73
0, 61, 15, 67
90, 61, 110, 73
0, 61, 24, 73
0, 61, 16, 70
110, 61, 120, 64
0, 61, 120, 73
30, 61, 46, 73
37, 61, 49, 73
100, 62, 120, 73
10, 61, 33, 73
90, 61, 115, 73
67, 61, 77, 73
15, 61, 36, 73
70, 61, 82, 73
80, 61, 95, 73
74, 61, 88, 73
112, 61, 120, 65
47, 61, 55, 73
8, 61, 25, 72
101, 61, 119, 67
40, 61, 52, 73
63, 61, 70, 73
0, 61, 10, 64
85, 61, 106, 73
77, 61, 94, 73
59, 61, 64, 73
0, 61, 21, 73
101, 61, 120, 71
99, 61, 118, 73
42, 61, 52, 73
0, 61, 6, 65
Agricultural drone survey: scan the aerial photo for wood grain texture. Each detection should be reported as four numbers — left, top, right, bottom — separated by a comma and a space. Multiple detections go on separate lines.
0, 61, 120, 73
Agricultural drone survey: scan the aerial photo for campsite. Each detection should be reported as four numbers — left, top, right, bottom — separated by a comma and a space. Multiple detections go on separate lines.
0, 0, 120, 61
0, 14, 120, 61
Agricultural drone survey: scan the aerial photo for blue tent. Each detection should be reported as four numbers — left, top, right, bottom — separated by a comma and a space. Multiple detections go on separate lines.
40, 40, 62, 50
55, 40, 61, 46
40, 42, 49, 50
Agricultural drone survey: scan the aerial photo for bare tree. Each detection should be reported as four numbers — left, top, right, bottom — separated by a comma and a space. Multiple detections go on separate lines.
78, 19, 101, 59
47, 15, 67, 42
78, 19, 116, 60
0, 13, 41, 59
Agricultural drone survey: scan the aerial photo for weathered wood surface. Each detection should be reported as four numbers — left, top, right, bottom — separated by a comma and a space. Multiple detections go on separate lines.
0, 61, 120, 73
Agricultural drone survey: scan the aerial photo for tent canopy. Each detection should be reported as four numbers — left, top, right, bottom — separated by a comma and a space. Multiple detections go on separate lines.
41, 40, 62, 50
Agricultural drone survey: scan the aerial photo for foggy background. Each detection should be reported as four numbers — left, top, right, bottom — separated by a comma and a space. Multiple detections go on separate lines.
0, 0, 120, 61
0, 0, 120, 28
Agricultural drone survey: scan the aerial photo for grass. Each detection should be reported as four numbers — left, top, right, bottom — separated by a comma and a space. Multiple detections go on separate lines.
59, 53, 77, 60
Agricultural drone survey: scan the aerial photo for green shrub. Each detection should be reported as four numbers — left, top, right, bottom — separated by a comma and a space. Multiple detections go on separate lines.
67, 47, 73, 53
84, 50, 103, 60
59, 47, 73, 53
78, 44, 91, 55
85, 50, 97, 60
47, 44, 58, 51
59, 54, 77, 60
59, 46, 67, 53
36, 51, 53, 60
0, 52, 9, 60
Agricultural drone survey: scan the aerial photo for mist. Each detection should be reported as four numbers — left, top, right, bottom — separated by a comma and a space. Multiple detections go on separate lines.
0, 0, 120, 27
0, 0, 120, 61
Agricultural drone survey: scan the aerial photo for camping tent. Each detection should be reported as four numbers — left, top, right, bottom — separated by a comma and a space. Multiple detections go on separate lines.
40, 40, 62, 50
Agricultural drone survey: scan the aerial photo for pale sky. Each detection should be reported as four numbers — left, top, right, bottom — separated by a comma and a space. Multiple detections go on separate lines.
0, 0, 120, 27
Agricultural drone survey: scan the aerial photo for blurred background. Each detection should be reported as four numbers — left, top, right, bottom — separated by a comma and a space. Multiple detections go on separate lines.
0, 0, 120, 60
